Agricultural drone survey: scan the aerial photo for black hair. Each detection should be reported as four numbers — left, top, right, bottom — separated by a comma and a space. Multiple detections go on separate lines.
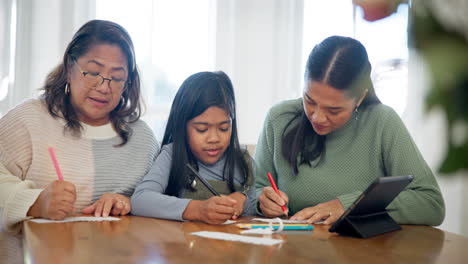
282, 36, 381, 175
41, 19, 141, 145
163, 71, 251, 196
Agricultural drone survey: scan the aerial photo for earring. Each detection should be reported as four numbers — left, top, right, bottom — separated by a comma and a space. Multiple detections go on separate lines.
354, 106, 359, 120
65, 83, 70, 94
191, 179, 197, 189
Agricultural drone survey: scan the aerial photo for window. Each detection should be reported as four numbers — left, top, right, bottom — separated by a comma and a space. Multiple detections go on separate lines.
301, 0, 354, 79
302, 0, 409, 115
355, 4, 409, 115
96, 0, 216, 140
0, 0, 16, 116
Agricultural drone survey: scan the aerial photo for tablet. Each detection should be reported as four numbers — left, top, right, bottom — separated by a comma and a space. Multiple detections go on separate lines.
329, 175, 414, 233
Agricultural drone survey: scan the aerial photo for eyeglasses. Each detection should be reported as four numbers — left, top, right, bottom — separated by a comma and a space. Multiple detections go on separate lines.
73, 60, 128, 92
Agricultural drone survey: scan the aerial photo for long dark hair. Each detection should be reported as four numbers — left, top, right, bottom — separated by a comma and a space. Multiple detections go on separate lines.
282, 36, 381, 175
163, 71, 251, 196
41, 19, 142, 145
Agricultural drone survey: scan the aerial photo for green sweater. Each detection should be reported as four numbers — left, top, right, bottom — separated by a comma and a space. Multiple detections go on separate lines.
255, 98, 445, 226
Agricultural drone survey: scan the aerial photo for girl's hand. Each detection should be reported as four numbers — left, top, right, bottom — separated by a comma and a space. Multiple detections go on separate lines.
81, 193, 131, 217
183, 196, 237, 224
258, 187, 289, 217
27, 180, 76, 220
289, 199, 344, 225
227, 192, 246, 220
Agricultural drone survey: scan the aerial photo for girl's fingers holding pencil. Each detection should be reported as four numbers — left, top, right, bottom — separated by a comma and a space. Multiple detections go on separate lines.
214, 204, 236, 215
208, 210, 233, 224
198, 197, 235, 224
216, 195, 237, 206
227, 192, 246, 219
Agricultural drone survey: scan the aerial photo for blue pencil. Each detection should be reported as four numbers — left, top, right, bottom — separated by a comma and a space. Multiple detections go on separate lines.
240, 225, 314, 230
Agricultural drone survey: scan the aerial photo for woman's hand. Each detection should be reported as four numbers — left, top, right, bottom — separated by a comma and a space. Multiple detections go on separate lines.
27, 180, 77, 220
258, 187, 289, 217
227, 192, 246, 220
290, 199, 344, 225
183, 196, 237, 225
81, 193, 130, 217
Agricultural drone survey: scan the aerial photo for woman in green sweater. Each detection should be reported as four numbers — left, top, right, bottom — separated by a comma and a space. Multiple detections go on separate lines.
255, 36, 445, 226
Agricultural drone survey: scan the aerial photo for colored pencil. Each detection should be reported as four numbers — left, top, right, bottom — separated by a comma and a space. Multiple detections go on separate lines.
267, 172, 288, 216
238, 224, 313, 230
48, 147, 64, 180
186, 163, 220, 196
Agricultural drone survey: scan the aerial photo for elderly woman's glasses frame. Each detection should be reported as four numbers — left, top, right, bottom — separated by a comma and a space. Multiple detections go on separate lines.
72, 59, 128, 93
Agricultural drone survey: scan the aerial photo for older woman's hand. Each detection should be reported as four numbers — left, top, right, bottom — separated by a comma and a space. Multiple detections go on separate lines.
289, 199, 344, 225
27, 180, 77, 220
82, 193, 130, 217
258, 187, 289, 217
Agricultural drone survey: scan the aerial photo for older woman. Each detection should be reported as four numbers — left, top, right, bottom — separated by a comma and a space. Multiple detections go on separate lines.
0, 20, 158, 232
255, 36, 445, 226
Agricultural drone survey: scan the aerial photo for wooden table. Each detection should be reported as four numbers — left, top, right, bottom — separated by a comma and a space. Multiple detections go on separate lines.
18, 216, 468, 263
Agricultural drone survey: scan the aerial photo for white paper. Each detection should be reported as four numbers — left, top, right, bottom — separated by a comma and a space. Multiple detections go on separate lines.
29, 216, 121, 223
222, 220, 237, 225
252, 218, 308, 224
240, 229, 275, 235
191, 231, 283, 246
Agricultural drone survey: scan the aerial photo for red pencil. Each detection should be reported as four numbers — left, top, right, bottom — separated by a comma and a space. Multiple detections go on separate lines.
48, 147, 64, 181
267, 172, 288, 216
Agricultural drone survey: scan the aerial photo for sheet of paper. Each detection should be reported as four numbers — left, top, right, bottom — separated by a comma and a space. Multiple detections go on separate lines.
252, 218, 308, 224
29, 216, 121, 223
191, 231, 282, 246
240, 229, 275, 235
222, 220, 237, 225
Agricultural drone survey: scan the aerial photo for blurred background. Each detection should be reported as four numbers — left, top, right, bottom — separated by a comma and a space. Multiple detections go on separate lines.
1, 0, 467, 236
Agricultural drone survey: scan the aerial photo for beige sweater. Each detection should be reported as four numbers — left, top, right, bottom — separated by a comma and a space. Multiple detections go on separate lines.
0, 99, 158, 232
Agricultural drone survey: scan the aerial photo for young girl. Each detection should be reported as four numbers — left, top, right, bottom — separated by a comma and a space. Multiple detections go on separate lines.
131, 71, 256, 224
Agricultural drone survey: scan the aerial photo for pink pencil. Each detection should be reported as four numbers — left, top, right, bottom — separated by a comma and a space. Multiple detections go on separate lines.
48, 147, 64, 180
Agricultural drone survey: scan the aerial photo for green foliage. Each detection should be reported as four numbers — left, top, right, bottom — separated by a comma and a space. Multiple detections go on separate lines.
410, 4, 468, 173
